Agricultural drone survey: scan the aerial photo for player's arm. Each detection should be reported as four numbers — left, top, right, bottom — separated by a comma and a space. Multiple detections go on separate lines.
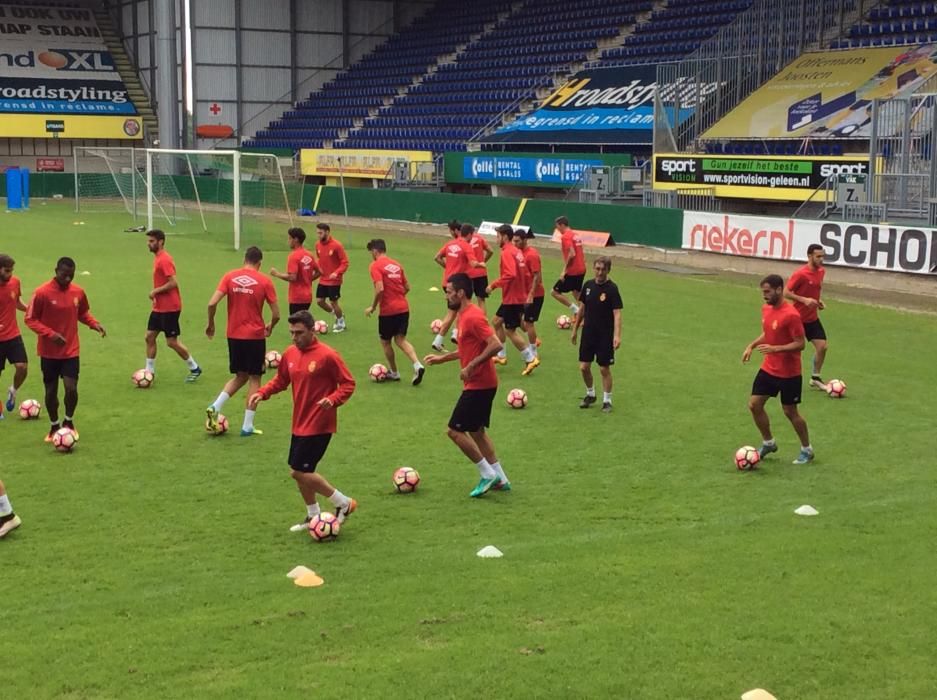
527, 268, 541, 304
206, 289, 225, 338
434, 248, 447, 268
77, 293, 106, 337
150, 273, 179, 300
423, 350, 459, 365
758, 334, 805, 354
24, 292, 65, 344
742, 333, 766, 362
570, 302, 585, 343
331, 246, 349, 279
270, 268, 297, 282
250, 360, 291, 407
265, 298, 281, 337
16, 291, 27, 313
366, 280, 383, 317
462, 333, 502, 381
612, 308, 622, 349
487, 254, 515, 294
310, 260, 322, 283
480, 238, 494, 262
322, 353, 356, 408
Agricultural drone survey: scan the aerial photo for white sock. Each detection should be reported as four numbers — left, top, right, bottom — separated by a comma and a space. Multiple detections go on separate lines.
388, 370, 400, 379
804, 444, 813, 453
0, 494, 12, 517
211, 391, 230, 412
528, 344, 538, 357
603, 392, 612, 404
186, 356, 199, 370
8, 385, 16, 399
64, 415, 74, 423
763, 438, 776, 446
570, 303, 580, 315
489, 461, 508, 482
145, 358, 156, 373
328, 489, 350, 508
242, 409, 256, 431
475, 458, 496, 479
433, 333, 444, 346
586, 386, 595, 397
497, 349, 507, 358
521, 346, 535, 363
305, 502, 321, 518
413, 361, 423, 371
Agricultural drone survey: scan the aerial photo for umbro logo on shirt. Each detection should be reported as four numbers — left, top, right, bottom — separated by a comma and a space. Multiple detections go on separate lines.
232, 275, 258, 294
301, 256, 313, 266
385, 264, 401, 274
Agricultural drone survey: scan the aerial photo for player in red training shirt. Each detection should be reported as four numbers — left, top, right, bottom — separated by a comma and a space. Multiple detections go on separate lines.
144, 230, 202, 382
365, 239, 425, 385
424, 273, 511, 497
784, 244, 829, 390
249, 310, 357, 531
205, 246, 280, 437
432, 221, 481, 351
270, 227, 321, 315
0, 253, 29, 417
465, 222, 494, 313
743, 274, 814, 465
486, 225, 540, 375
550, 216, 586, 317
314, 223, 349, 333
25, 257, 106, 441
512, 228, 544, 356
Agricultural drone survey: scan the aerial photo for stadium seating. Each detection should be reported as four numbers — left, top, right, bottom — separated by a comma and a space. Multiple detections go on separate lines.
830, 0, 937, 48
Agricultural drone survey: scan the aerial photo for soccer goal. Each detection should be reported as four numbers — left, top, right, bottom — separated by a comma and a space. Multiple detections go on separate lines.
74, 146, 147, 220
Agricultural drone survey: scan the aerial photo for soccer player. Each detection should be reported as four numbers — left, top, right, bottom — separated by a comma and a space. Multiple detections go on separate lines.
743, 274, 814, 465
464, 222, 494, 313
205, 246, 280, 437
270, 227, 320, 315
248, 310, 357, 531
0, 478, 21, 539
25, 257, 106, 440
365, 238, 425, 385
570, 256, 622, 413
486, 225, 539, 375
0, 253, 28, 417
424, 273, 510, 496
431, 220, 482, 351
514, 229, 544, 354
144, 230, 202, 382
551, 216, 586, 316
785, 244, 828, 389
314, 223, 349, 333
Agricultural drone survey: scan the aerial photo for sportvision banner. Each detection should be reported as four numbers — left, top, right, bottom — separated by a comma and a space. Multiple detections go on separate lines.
653, 154, 870, 200
683, 211, 937, 275
704, 44, 937, 140
0, 4, 141, 139
484, 65, 717, 145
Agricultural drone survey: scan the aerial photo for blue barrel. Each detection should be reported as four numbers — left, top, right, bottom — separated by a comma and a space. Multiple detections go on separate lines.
20, 168, 29, 209
5, 168, 22, 209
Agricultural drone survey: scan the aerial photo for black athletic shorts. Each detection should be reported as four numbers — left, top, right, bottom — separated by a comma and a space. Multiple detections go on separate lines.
579, 331, 615, 367
147, 311, 182, 338
316, 284, 341, 301
752, 369, 802, 406
0, 335, 28, 371
448, 387, 497, 433
378, 312, 409, 341
289, 302, 311, 315
471, 276, 488, 300
288, 433, 332, 473
523, 296, 544, 323
496, 304, 524, 331
803, 319, 827, 342
41, 356, 79, 383
553, 273, 585, 294
227, 338, 266, 376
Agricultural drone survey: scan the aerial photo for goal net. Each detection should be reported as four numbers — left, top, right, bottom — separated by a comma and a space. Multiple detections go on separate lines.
74, 146, 147, 220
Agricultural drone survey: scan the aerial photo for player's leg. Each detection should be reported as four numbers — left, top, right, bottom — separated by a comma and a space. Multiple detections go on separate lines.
208, 340, 249, 429
433, 308, 458, 350
144, 329, 159, 373
524, 297, 542, 353
0, 478, 21, 538
61, 363, 79, 436
316, 295, 334, 315
780, 377, 813, 464
163, 312, 201, 380
491, 313, 508, 364
470, 428, 510, 490
504, 307, 538, 375
599, 365, 613, 412
41, 360, 61, 440
811, 338, 828, 387
472, 277, 488, 315
380, 338, 399, 377
552, 277, 580, 315
287, 434, 355, 528
3, 336, 29, 412
330, 288, 346, 331
747, 369, 779, 458
579, 360, 597, 408
447, 389, 499, 496
391, 314, 424, 385
241, 373, 263, 436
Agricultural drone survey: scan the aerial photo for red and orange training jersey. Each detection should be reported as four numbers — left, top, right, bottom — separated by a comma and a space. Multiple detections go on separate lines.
760, 302, 805, 378
25, 280, 101, 359
457, 303, 498, 391
369, 256, 409, 316
216, 268, 277, 340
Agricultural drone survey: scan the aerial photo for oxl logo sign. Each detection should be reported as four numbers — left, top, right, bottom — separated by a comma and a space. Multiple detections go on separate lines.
0, 48, 114, 71
682, 212, 937, 275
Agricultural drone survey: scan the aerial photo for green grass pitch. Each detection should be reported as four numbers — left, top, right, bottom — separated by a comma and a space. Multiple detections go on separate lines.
2, 201, 937, 698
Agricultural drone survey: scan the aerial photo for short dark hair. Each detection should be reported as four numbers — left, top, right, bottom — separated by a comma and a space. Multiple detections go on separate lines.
807, 244, 823, 255
449, 219, 461, 231
447, 272, 473, 299
511, 227, 526, 239
288, 310, 315, 327
760, 274, 784, 289
460, 223, 475, 237
244, 246, 263, 264
56, 256, 76, 270
367, 238, 386, 253
496, 224, 514, 237
555, 216, 569, 227
147, 229, 165, 242
316, 223, 330, 233
0, 253, 14, 269
288, 227, 306, 244
595, 256, 612, 271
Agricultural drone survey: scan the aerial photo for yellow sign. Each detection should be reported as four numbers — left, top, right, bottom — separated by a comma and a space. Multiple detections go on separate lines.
300, 148, 433, 179
0, 113, 142, 139
704, 44, 937, 139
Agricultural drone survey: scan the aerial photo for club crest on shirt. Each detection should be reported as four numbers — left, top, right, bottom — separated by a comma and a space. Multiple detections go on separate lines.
599, 293, 606, 302
73, 297, 79, 306
772, 320, 778, 330
585, 287, 592, 297
307, 361, 318, 373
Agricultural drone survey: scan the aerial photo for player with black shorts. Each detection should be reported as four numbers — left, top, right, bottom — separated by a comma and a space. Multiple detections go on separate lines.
785, 244, 829, 390
144, 230, 201, 383
571, 256, 622, 413
249, 310, 357, 532
270, 227, 321, 316
0, 253, 29, 417
365, 238, 425, 385
512, 229, 544, 357
424, 273, 511, 497
206, 247, 280, 437
551, 216, 587, 316
744, 274, 814, 465
314, 223, 349, 333
25, 257, 106, 440
465, 223, 494, 313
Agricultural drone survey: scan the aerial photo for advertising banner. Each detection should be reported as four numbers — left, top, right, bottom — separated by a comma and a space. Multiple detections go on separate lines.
0, 4, 102, 41
682, 211, 937, 275
653, 154, 870, 200
463, 154, 604, 186
300, 148, 433, 178
703, 44, 937, 139
484, 65, 715, 145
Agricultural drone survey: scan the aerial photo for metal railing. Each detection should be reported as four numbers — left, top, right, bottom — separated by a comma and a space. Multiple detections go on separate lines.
643, 187, 720, 212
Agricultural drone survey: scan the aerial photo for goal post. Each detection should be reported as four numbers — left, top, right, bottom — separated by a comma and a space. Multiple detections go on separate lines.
73, 146, 145, 219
